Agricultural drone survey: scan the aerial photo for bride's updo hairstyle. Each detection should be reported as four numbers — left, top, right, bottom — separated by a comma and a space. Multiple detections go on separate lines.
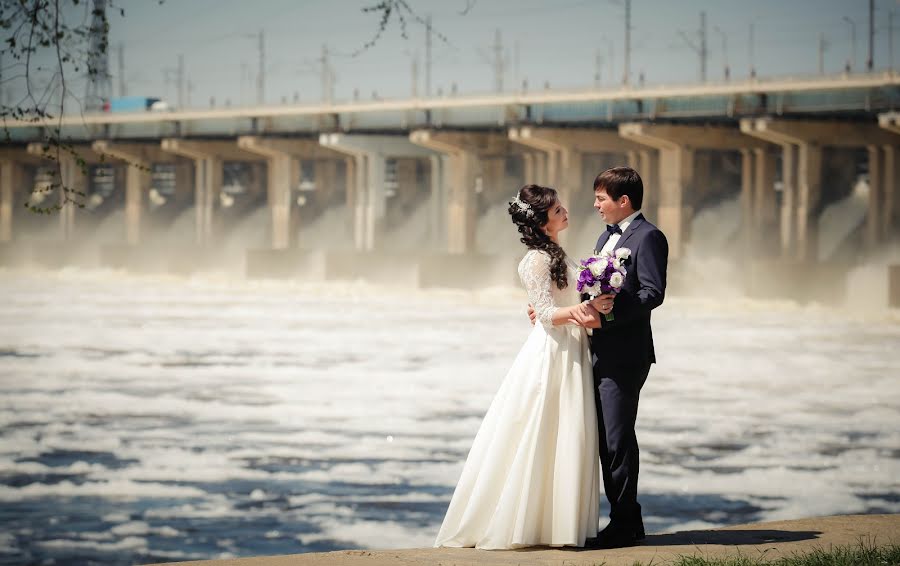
508, 184, 568, 290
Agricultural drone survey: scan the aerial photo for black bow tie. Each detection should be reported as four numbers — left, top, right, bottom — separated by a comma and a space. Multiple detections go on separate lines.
606, 224, 622, 235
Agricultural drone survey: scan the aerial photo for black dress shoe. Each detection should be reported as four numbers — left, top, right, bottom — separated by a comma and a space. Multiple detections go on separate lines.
587, 521, 643, 548
584, 530, 638, 549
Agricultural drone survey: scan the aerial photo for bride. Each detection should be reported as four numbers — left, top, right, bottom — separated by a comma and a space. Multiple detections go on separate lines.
435, 184, 611, 550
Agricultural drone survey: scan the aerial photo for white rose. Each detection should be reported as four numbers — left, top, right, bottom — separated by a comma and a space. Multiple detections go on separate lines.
613, 258, 623, 270
589, 262, 605, 277
615, 248, 631, 260
609, 272, 625, 289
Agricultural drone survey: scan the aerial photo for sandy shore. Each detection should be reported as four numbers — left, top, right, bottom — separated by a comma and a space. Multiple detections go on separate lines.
154, 513, 899, 566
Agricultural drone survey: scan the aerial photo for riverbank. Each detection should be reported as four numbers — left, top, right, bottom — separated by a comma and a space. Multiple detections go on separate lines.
155, 514, 899, 566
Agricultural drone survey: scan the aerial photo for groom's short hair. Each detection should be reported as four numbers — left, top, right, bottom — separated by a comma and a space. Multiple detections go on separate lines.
593, 166, 643, 210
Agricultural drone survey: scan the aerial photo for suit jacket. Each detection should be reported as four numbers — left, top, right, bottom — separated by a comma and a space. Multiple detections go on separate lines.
588, 213, 668, 377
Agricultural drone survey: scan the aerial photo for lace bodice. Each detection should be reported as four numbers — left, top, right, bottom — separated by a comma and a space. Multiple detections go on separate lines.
518, 250, 581, 327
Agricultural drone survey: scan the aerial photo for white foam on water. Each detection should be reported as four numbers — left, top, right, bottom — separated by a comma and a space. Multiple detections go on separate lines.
0, 268, 897, 561
37, 536, 148, 552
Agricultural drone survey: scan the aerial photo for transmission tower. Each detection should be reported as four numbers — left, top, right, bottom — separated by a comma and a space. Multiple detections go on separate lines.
85, 0, 112, 110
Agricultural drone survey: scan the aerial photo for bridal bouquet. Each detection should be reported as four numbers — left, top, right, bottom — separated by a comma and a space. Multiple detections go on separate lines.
575, 248, 631, 321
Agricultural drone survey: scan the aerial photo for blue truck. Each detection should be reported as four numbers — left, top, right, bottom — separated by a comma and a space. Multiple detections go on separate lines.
106, 97, 170, 112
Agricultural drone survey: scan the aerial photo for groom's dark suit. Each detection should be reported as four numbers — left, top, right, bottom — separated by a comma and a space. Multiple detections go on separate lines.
589, 211, 667, 538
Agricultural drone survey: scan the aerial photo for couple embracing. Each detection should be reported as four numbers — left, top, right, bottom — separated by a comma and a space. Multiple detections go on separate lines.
435, 166, 668, 550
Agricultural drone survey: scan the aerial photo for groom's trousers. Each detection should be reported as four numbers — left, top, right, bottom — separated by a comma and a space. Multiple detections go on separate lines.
594, 364, 650, 530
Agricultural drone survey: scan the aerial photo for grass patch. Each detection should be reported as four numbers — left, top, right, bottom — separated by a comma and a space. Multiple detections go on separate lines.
636, 540, 900, 566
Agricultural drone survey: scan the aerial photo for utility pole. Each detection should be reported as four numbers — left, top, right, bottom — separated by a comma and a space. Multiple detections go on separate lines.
162, 55, 185, 108
700, 12, 707, 82
888, 10, 894, 73
679, 11, 708, 82
117, 42, 126, 97
818, 33, 829, 74
493, 28, 504, 93
623, 0, 631, 85
320, 44, 334, 104
178, 54, 186, 109
425, 14, 432, 97
843, 16, 856, 72
748, 22, 756, 78
713, 25, 729, 80
411, 52, 419, 97
514, 40, 520, 92
257, 29, 265, 105
867, 0, 874, 71
601, 37, 615, 89
594, 48, 603, 87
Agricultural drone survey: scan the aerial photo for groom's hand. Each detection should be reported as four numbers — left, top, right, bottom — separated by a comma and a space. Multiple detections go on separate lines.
589, 293, 616, 317
527, 304, 536, 326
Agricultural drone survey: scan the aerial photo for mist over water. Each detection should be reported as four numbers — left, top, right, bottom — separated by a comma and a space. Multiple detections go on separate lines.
297, 205, 352, 251
0, 267, 897, 565
476, 202, 521, 255
818, 178, 868, 261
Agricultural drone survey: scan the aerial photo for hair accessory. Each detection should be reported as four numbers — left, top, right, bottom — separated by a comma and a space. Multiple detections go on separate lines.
510, 193, 535, 218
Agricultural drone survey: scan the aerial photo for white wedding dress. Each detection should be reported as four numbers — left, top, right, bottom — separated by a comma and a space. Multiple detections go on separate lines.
435, 249, 600, 550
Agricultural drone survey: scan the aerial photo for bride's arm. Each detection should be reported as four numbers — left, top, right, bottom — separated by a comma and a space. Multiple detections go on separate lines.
522, 252, 586, 327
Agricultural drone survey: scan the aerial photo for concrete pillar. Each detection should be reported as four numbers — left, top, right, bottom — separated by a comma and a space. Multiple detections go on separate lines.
27, 143, 89, 240
237, 137, 295, 249
795, 143, 822, 261
619, 122, 766, 259
429, 155, 446, 250
509, 127, 630, 211
754, 148, 778, 233
320, 133, 434, 251
160, 139, 223, 246
344, 157, 357, 234
409, 130, 484, 254
314, 159, 339, 203
521, 151, 549, 186
878, 113, 900, 240
883, 145, 897, 240
0, 161, 24, 242
637, 150, 658, 221
657, 145, 694, 258
91, 141, 153, 246
740, 149, 754, 254
780, 144, 796, 257
626, 150, 640, 170
745, 117, 896, 260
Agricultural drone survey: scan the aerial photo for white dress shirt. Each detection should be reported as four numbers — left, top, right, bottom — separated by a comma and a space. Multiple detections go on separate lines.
599, 209, 642, 255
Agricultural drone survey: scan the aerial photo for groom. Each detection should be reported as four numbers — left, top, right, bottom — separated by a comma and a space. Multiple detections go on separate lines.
527, 166, 668, 548
582, 166, 668, 548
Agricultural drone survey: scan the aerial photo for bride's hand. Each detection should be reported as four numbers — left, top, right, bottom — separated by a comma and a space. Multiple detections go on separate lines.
527, 304, 536, 326
570, 302, 600, 327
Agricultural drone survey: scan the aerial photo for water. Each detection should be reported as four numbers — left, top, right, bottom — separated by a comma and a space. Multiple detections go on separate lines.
0, 268, 898, 565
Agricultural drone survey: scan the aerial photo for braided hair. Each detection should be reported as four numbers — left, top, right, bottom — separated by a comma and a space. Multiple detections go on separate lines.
508, 184, 568, 290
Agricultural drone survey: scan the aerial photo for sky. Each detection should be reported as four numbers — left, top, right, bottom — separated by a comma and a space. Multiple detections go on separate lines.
6, 0, 900, 111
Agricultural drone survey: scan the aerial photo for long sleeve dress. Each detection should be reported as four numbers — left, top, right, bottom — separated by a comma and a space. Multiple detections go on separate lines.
434, 249, 600, 550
